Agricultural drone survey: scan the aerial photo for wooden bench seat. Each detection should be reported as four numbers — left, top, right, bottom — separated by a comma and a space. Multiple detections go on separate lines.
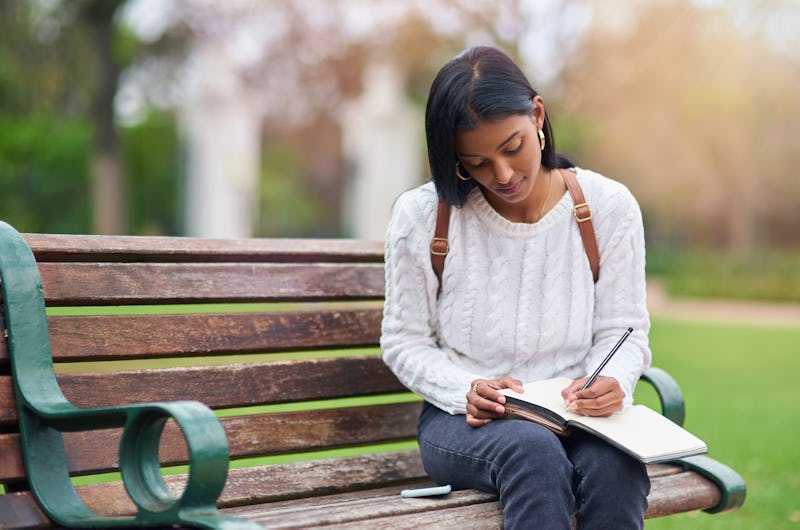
0, 221, 745, 528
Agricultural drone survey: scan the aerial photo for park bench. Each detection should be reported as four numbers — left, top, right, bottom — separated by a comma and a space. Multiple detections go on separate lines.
0, 220, 745, 528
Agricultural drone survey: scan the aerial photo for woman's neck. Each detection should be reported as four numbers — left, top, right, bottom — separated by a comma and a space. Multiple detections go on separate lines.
485, 168, 564, 223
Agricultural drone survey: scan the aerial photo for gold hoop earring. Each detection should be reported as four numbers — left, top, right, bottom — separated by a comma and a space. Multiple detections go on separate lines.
539, 129, 546, 151
455, 161, 472, 181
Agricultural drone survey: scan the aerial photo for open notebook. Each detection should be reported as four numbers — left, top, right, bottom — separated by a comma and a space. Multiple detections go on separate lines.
499, 377, 707, 464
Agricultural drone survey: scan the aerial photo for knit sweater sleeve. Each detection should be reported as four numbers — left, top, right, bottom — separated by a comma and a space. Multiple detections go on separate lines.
380, 187, 479, 415
584, 177, 652, 407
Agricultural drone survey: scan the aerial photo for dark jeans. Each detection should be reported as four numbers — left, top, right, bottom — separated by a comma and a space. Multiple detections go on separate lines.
418, 402, 650, 529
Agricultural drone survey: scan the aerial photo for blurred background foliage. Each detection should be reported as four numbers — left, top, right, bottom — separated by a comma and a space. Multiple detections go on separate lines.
0, 0, 798, 302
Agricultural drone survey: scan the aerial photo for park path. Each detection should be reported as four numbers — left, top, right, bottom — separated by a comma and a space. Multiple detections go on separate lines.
646, 280, 800, 327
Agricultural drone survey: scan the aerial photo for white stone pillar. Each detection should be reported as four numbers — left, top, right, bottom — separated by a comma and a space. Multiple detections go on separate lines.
180, 46, 262, 238
342, 62, 422, 241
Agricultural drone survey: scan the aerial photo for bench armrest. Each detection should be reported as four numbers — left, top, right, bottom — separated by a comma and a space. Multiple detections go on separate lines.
18, 400, 255, 528
674, 455, 747, 513
639, 367, 686, 426
0, 221, 257, 529
640, 368, 747, 513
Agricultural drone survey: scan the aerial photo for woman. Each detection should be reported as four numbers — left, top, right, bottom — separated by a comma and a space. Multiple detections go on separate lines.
381, 46, 652, 528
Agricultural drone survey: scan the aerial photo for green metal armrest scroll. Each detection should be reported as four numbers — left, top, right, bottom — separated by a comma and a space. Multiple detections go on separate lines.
0, 222, 258, 529
675, 455, 747, 513
639, 366, 686, 426
640, 368, 746, 513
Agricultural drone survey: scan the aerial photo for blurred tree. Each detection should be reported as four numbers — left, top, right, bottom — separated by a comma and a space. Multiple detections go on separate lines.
557, 0, 800, 251
0, 114, 91, 234
77, 0, 128, 234
121, 110, 182, 235
0, 0, 186, 235
0, 1, 92, 233
0, 0, 130, 234
120, 0, 522, 237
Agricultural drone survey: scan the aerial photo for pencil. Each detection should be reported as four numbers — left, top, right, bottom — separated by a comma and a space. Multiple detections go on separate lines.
580, 327, 634, 391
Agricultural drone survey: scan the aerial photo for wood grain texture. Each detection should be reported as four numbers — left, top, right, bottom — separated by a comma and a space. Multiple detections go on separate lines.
38, 262, 385, 305
0, 432, 25, 480
224, 485, 498, 528
318, 502, 504, 529
645, 470, 722, 517
0, 492, 51, 529
76, 450, 429, 516
2, 308, 383, 361
58, 357, 404, 408
39, 308, 382, 361
228, 464, 724, 526
1, 357, 405, 424
0, 376, 15, 425
0, 456, 727, 527
36, 460, 727, 525
23, 233, 384, 263
0, 402, 420, 481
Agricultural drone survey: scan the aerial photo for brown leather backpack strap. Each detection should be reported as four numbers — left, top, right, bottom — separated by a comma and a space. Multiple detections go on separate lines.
430, 170, 599, 289
430, 200, 451, 290
561, 169, 600, 282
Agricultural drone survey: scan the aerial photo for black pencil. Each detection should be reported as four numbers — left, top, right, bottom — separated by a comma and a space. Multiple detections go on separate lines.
580, 327, 634, 391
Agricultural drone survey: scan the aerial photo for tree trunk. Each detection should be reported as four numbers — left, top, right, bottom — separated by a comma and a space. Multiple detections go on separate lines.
81, 0, 126, 234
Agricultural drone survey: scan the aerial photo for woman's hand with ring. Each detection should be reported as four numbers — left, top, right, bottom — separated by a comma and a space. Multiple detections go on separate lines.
466, 376, 524, 427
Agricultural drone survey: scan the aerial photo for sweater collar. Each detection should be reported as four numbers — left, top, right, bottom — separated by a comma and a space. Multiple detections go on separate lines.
465, 172, 578, 237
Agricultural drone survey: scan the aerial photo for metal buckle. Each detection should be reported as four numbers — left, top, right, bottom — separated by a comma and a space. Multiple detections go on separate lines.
573, 203, 592, 223
430, 237, 449, 256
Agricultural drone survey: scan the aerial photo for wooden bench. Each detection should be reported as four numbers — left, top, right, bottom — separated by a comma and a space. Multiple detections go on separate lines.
0, 221, 746, 528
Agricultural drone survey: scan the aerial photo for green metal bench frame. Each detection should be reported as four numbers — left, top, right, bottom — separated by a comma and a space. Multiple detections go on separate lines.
639, 367, 746, 513
0, 222, 257, 529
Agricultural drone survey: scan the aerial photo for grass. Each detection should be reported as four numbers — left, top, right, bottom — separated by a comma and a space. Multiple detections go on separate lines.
639, 318, 800, 529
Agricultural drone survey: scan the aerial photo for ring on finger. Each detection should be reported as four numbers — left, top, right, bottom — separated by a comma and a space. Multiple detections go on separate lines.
472, 382, 480, 394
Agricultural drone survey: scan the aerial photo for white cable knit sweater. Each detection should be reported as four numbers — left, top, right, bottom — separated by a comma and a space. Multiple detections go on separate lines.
381, 168, 652, 415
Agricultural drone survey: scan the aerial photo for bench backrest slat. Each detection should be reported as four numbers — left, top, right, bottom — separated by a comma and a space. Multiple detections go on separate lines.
58, 357, 403, 408
23, 234, 384, 264
0, 402, 421, 482
0, 357, 404, 424
36, 263, 385, 305
0, 378, 13, 423
0, 308, 383, 361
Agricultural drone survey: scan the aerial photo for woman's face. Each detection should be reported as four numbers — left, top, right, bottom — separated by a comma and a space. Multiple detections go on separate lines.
454, 99, 547, 217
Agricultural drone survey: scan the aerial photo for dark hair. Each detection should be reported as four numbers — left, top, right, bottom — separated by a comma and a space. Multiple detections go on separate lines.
425, 46, 571, 206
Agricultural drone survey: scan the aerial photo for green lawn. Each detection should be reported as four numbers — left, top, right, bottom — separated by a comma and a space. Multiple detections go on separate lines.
639, 319, 800, 529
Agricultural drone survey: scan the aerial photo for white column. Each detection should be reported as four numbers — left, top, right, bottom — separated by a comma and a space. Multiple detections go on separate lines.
342, 62, 422, 241
180, 47, 262, 238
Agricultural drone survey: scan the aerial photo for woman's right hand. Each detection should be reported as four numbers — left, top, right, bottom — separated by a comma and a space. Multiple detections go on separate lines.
466, 376, 524, 427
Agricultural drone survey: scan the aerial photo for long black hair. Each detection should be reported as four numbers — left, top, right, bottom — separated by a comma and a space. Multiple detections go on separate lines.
425, 46, 571, 206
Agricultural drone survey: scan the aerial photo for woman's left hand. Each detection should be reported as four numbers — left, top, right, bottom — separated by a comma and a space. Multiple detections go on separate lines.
561, 376, 624, 417
465, 376, 524, 427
